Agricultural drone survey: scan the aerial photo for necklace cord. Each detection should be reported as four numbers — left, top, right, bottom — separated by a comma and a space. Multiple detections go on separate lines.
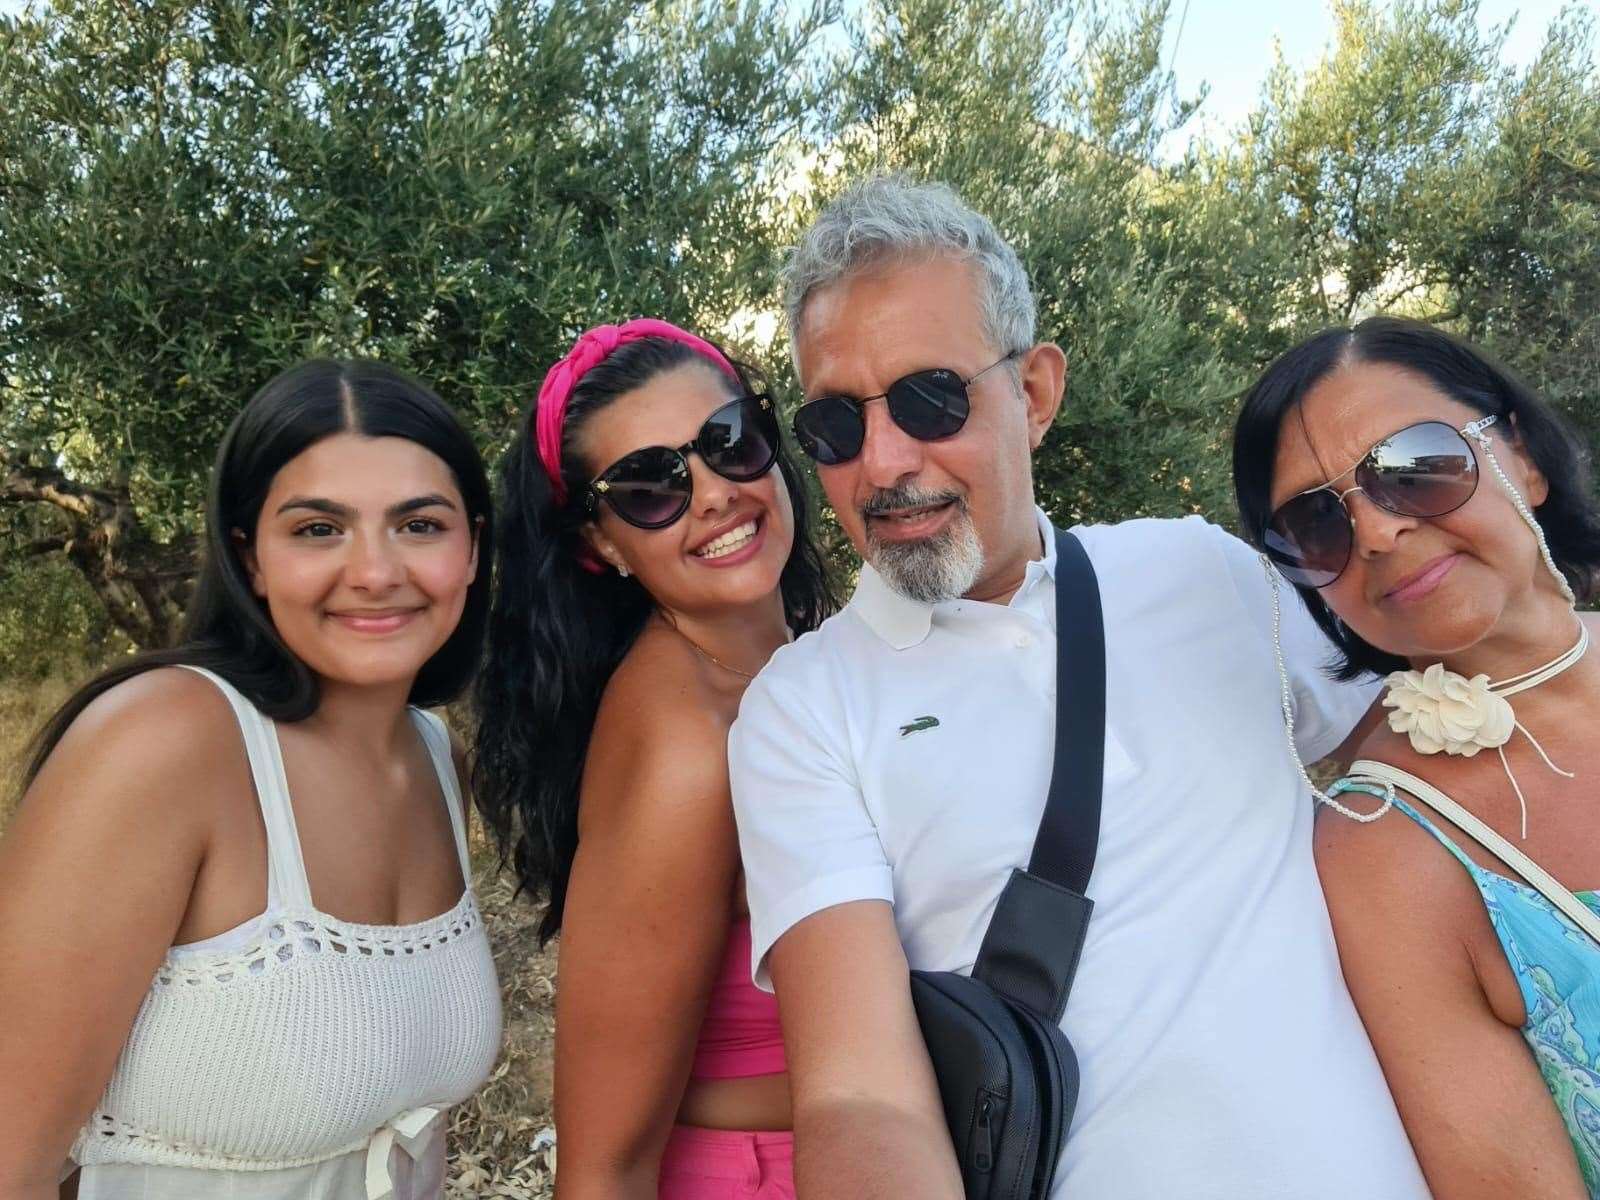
657, 612, 757, 680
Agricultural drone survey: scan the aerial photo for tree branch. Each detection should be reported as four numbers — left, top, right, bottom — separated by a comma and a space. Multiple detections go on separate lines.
22, 534, 68, 558
0, 445, 119, 521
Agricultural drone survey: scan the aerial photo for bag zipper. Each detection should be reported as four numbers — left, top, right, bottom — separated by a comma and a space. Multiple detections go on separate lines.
973, 1090, 998, 1173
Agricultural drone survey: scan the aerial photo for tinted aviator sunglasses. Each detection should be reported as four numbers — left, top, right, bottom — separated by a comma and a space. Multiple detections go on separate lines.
792, 351, 1021, 465
1265, 415, 1497, 588
585, 392, 780, 529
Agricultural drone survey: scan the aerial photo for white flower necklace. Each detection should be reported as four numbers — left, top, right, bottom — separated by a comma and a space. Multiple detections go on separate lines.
1382, 623, 1587, 839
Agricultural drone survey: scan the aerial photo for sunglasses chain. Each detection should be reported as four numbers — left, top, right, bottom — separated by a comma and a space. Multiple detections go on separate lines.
1463, 416, 1576, 606
1261, 552, 1396, 823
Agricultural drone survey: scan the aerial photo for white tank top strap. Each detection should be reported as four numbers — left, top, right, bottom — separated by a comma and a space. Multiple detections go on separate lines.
409, 708, 472, 883
175, 664, 315, 912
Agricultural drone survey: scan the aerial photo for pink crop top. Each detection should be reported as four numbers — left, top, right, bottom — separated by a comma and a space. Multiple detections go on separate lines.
689, 917, 787, 1080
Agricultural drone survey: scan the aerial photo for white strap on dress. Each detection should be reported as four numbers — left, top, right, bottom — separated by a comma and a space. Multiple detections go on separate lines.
409, 708, 473, 886
178, 665, 314, 909
1350, 758, 1600, 947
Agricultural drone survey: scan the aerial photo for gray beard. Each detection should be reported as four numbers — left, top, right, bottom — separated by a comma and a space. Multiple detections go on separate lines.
863, 493, 985, 605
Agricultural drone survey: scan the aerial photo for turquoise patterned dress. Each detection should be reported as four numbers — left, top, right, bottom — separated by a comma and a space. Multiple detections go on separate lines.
1332, 780, 1600, 1195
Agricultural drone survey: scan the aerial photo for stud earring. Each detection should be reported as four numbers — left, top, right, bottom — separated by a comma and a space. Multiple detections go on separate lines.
616, 563, 630, 578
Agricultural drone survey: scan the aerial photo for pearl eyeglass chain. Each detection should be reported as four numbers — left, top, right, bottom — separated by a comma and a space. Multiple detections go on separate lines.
1461, 415, 1575, 605
1261, 553, 1397, 822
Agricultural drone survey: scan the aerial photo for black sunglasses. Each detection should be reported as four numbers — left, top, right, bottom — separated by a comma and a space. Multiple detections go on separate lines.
585, 393, 780, 530
792, 351, 1021, 465
1264, 416, 1495, 588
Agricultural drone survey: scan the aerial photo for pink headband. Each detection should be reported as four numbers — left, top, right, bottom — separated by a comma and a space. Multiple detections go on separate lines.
534, 317, 741, 507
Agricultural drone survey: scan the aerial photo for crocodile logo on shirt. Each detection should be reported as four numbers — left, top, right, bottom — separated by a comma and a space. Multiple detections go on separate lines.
899, 715, 940, 737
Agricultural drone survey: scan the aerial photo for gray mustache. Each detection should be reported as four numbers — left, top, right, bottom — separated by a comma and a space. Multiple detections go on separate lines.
861, 484, 965, 519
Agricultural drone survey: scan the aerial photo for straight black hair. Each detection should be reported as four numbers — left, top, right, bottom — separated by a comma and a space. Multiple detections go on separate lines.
23, 358, 494, 785
1234, 317, 1600, 680
473, 335, 837, 944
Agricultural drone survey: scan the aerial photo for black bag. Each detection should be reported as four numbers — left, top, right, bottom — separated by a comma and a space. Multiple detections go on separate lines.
910, 527, 1105, 1200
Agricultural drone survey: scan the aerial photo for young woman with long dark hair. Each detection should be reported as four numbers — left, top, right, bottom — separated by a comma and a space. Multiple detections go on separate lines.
1235, 318, 1600, 1199
473, 319, 834, 1199
0, 360, 502, 1200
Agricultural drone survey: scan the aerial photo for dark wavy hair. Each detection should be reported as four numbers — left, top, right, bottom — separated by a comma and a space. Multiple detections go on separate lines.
1234, 316, 1600, 680
473, 335, 837, 943
24, 359, 494, 785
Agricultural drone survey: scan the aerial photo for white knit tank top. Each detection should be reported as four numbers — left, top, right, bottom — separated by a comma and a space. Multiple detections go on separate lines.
66, 667, 503, 1199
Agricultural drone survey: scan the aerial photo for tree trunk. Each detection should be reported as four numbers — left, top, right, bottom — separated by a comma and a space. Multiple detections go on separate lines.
2, 447, 197, 650
60, 525, 197, 649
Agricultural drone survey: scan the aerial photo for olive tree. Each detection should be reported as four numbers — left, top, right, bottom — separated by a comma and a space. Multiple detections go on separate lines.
0, 0, 831, 652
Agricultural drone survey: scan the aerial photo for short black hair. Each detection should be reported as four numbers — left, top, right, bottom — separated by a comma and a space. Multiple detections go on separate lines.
1233, 317, 1600, 680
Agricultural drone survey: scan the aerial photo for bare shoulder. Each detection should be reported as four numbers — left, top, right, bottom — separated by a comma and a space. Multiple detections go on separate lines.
1314, 798, 1439, 900
1318, 728, 1444, 890
583, 629, 737, 830
1314, 744, 1485, 947
35, 666, 246, 791
14, 666, 250, 869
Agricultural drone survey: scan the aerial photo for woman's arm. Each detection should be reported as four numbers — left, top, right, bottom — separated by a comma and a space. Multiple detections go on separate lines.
1317, 809, 1588, 1199
551, 688, 742, 1199
0, 671, 229, 1197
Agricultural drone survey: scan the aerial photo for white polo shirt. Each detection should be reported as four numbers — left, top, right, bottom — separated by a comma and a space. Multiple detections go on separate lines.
729, 510, 1428, 1200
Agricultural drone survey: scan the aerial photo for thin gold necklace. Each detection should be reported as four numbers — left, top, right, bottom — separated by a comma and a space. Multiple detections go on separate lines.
659, 614, 756, 680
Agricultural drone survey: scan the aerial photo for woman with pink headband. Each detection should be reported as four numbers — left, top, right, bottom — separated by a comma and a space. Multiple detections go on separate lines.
473, 319, 835, 1198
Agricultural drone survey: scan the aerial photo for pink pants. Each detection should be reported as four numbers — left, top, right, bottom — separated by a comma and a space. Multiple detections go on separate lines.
658, 1126, 795, 1199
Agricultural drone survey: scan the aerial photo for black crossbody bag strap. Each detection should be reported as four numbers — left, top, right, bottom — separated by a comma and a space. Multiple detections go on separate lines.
970, 527, 1105, 1022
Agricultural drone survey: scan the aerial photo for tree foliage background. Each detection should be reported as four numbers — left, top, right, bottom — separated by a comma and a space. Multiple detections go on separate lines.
2, 0, 1596, 673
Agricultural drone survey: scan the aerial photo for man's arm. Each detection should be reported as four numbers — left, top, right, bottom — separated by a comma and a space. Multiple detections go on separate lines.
770, 900, 963, 1200
1206, 519, 1381, 761
730, 651, 962, 1198
1327, 693, 1387, 765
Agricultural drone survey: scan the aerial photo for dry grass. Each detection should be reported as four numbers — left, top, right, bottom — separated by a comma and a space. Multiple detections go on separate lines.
0, 672, 558, 1196
0, 669, 76, 829
449, 854, 559, 1197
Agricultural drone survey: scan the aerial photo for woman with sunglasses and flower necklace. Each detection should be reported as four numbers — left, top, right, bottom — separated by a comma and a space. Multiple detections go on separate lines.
1235, 317, 1600, 1199
473, 319, 834, 1199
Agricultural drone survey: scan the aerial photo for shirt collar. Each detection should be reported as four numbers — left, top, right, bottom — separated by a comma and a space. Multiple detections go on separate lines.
849, 506, 1057, 651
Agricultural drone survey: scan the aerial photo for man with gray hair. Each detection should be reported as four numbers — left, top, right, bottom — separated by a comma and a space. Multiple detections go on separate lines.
727, 176, 1429, 1198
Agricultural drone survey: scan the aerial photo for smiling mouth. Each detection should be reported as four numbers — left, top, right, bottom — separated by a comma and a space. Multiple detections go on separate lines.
1384, 553, 1461, 601
327, 607, 423, 631
693, 517, 761, 560
862, 497, 962, 544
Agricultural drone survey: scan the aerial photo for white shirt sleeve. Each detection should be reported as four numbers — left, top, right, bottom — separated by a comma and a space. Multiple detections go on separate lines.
728, 651, 894, 991
1203, 519, 1380, 763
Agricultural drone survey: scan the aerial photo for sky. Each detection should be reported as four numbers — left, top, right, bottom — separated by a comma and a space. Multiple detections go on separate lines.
1160, 0, 1589, 153
0, 0, 1587, 140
